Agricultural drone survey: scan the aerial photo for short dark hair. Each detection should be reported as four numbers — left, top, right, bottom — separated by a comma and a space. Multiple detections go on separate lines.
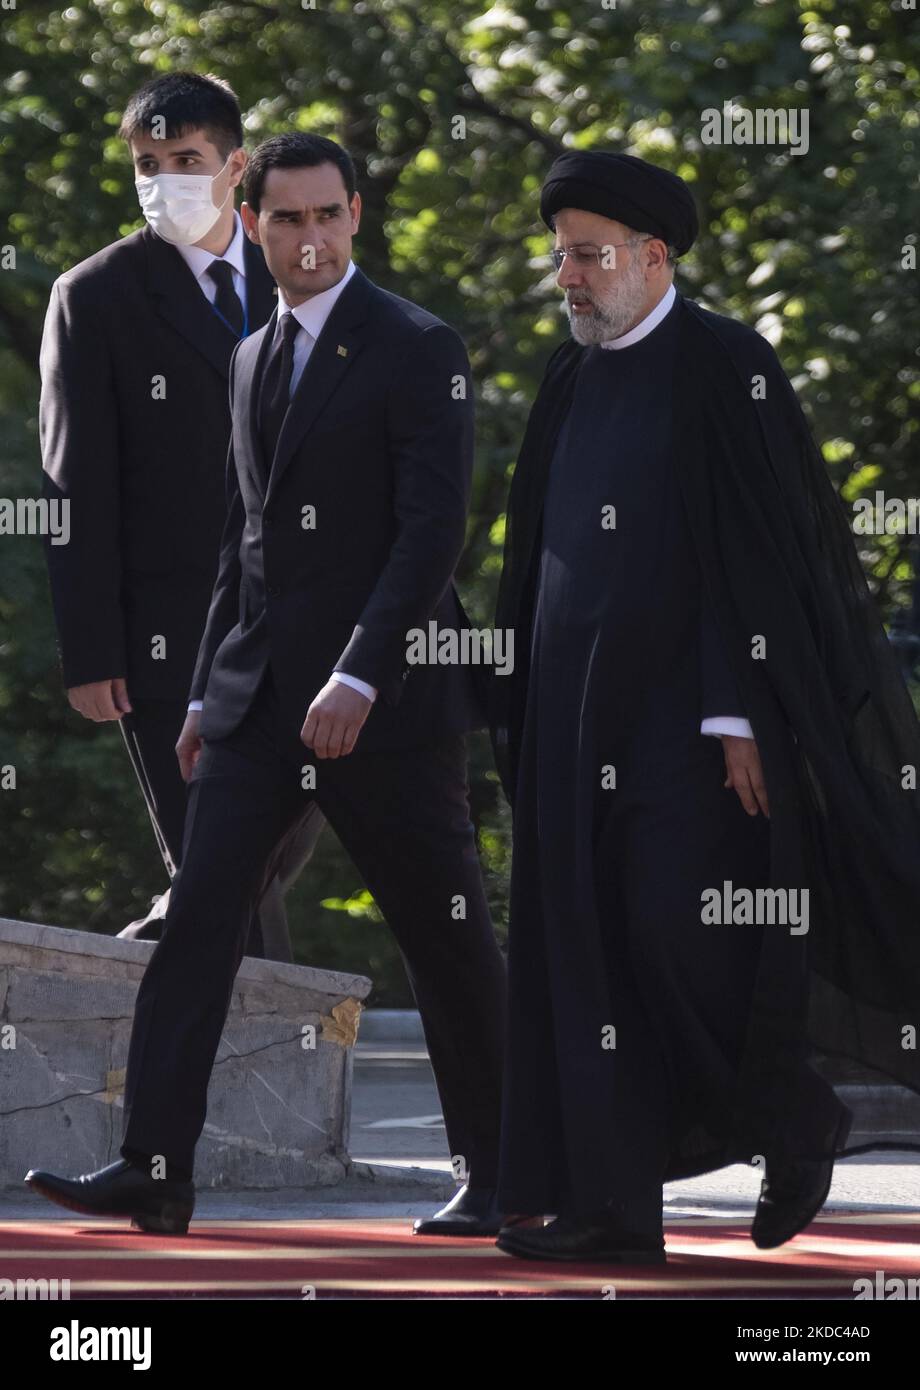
243, 133, 356, 213
118, 72, 244, 160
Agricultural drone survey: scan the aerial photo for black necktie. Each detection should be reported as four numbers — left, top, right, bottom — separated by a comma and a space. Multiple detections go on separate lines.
258, 311, 301, 468
206, 260, 245, 336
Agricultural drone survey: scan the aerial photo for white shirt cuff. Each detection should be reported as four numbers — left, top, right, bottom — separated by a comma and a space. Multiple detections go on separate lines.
331, 671, 377, 703
701, 716, 754, 739
187, 700, 204, 712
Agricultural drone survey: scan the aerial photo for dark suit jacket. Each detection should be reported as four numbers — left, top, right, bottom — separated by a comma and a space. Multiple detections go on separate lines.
190, 264, 486, 752
39, 223, 277, 698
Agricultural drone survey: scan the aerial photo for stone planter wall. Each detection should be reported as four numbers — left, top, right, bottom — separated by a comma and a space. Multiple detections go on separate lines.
0, 918, 371, 1190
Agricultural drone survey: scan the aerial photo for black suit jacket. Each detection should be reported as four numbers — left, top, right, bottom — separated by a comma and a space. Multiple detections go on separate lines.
190, 264, 486, 752
39, 222, 277, 698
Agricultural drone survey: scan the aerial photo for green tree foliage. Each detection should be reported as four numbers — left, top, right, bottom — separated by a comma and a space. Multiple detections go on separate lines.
1, 0, 918, 999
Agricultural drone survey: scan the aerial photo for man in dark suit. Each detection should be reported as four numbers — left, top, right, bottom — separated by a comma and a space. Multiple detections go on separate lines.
26, 132, 513, 1238
38, 73, 322, 950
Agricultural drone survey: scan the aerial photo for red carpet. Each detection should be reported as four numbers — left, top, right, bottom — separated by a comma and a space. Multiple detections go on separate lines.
2, 1213, 917, 1299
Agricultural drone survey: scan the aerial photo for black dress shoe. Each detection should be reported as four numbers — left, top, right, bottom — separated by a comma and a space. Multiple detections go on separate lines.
496, 1213, 666, 1264
751, 1108, 853, 1250
413, 1184, 526, 1237
24, 1158, 194, 1235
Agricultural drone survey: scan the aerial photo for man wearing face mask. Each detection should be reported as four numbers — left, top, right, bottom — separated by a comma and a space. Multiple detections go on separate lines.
38, 72, 323, 952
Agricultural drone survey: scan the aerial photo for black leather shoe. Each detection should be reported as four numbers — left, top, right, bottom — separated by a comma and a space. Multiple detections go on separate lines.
24, 1158, 195, 1235
413, 1185, 531, 1237
751, 1108, 852, 1249
496, 1213, 666, 1263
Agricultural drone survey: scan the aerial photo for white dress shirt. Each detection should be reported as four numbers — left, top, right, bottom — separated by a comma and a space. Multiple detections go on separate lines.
188, 259, 376, 714
600, 282, 753, 741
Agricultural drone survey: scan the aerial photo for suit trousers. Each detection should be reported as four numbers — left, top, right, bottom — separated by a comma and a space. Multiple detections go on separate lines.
123, 696, 322, 959
120, 666, 507, 1183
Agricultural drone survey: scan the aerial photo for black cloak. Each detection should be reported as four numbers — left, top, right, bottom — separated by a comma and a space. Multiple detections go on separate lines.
490, 292, 920, 1169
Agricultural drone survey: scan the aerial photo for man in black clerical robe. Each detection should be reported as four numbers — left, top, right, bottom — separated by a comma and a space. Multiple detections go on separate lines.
490, 150, 920, 1263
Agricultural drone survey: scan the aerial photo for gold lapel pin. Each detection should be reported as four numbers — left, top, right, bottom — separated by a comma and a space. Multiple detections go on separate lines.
337, 344, 348, 357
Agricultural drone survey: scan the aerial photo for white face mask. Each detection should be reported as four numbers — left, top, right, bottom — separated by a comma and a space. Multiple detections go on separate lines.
135, 151, 234, 245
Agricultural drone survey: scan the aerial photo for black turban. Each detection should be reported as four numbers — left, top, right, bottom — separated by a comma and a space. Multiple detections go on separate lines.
540, 150, 698, 255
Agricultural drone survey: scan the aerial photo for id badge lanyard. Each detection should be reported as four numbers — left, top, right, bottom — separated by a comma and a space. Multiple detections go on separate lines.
210, 281, 250, 338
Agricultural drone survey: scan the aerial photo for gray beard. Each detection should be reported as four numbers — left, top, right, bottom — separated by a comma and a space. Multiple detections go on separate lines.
565, 264, 649, 346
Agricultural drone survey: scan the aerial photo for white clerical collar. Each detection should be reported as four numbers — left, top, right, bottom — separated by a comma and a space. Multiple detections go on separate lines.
600, 281, 677, 350
174, 208, 248, 283
277, 259, 357, 339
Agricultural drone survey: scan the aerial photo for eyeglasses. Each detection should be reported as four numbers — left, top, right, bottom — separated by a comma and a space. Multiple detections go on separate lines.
550, 237, 652, 271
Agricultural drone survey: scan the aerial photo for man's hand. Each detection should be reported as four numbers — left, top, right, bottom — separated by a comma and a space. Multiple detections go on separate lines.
67, 678, 132, 722
301, 680, 372, 759
720, 734, 770, 817
176, 709, 203, 783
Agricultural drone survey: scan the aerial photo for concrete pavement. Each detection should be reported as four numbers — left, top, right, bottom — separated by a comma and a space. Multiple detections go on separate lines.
3, 1017, 917, 1222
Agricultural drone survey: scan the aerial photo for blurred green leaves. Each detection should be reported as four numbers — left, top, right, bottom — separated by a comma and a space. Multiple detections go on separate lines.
2, 0, 919, 998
